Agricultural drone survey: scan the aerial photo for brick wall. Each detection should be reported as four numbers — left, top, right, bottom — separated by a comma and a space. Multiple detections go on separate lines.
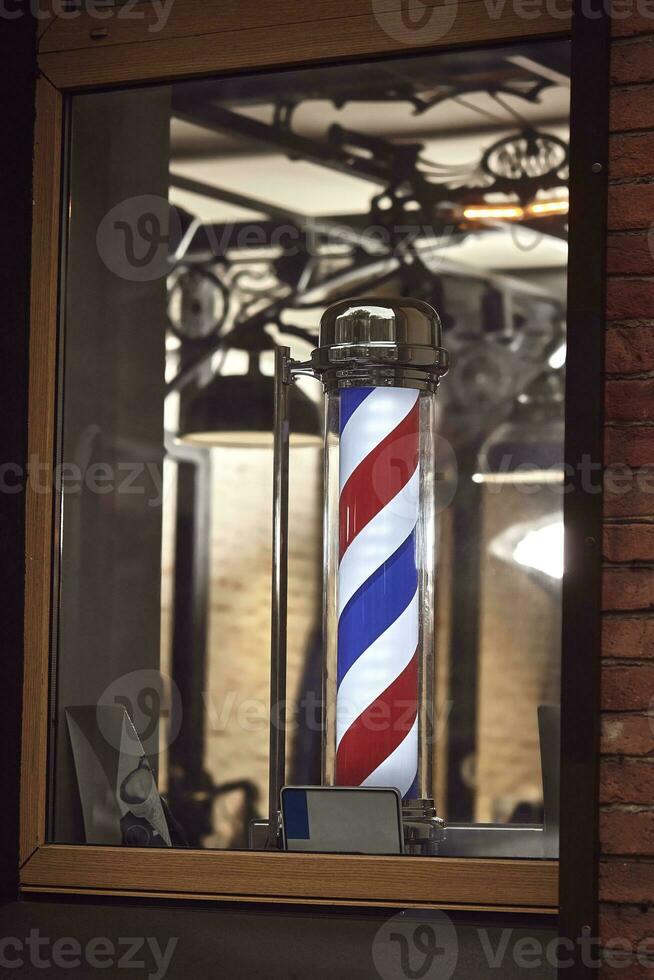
600, 11, 654, 973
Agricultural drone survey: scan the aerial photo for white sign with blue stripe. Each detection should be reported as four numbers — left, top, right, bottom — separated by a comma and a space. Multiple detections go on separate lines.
281, 786, 403, 854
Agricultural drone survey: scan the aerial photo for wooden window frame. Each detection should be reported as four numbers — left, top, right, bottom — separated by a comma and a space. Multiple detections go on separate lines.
20, 0, 608, 925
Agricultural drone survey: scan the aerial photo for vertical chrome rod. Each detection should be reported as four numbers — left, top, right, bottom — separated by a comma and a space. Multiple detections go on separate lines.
267, 345, 291, 847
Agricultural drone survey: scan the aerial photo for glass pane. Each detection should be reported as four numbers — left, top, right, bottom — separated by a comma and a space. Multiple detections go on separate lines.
51, 38, 570, 857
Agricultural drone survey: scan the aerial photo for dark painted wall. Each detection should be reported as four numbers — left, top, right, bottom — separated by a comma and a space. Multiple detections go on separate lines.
0, 901, 556, 979
0, 7, 36, 905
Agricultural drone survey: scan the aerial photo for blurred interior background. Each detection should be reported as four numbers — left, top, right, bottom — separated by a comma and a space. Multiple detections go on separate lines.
55, 38, 570, 851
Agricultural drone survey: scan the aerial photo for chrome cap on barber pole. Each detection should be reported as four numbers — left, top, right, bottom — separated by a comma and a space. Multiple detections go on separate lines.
311, 296, 449, 392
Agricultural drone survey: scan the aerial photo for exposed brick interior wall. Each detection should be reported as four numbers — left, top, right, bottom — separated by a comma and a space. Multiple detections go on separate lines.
600, 12, 654, 973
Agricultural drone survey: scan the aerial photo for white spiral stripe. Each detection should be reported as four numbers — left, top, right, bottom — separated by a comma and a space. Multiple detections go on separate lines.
336, 590, 419, 748
339, 387, 419, 492
360, 715, 419, 799
338, 467, 419, 617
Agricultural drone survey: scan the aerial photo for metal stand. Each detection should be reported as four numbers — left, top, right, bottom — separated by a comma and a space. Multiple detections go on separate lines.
267, 346, 291, 848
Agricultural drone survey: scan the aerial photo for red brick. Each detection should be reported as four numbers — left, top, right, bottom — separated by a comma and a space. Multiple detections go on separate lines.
605, 427, 654, 467
606, 379, 654, 422
603, 566, 654, 610
602, 758, 654, 803
602, 713, 654, 755
607, 235, 654, 276
608, 183, 654, 231
605, 467, 654, 518
604, 525, 654, 562
611, 85, 654, 132
607, 279, 654, 320
601, 858, 654, 902
603, 616, 654, 657
600, 961, 654, 978
600, 903, 654, 946
612, 39, 654, 85
611, 0, 654, 38
602, 664, 654, 709
600, 808, 654, 854
606, 325, 654, 373
611, 132, 654, 180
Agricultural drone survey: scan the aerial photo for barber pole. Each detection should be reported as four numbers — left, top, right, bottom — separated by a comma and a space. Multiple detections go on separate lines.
266, 297, 448, 851
335, 387, 420, 799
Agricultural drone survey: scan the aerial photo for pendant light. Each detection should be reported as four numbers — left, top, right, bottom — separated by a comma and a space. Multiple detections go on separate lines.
177, 331, 322, 449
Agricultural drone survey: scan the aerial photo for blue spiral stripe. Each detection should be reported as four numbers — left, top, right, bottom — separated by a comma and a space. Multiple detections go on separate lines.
405, 773, 419, 800
339, 387, 374, 434
337, 529, 418, 689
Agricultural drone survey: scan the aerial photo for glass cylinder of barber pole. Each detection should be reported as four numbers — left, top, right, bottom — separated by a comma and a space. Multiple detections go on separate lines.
311, 298, 448, 849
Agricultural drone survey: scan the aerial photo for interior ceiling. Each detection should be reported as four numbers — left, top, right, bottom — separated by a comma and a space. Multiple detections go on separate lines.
169, 88, 569, 159
168, 40, 570, 271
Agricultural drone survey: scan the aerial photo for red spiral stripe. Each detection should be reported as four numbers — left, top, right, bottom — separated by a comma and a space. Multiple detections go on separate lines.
339, 399, 420, 560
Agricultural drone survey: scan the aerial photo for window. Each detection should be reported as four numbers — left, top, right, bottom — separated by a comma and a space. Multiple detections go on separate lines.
49, 40, 570, 862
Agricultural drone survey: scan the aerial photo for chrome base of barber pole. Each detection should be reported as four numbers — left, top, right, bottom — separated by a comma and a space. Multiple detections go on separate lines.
402, 798, 446, 856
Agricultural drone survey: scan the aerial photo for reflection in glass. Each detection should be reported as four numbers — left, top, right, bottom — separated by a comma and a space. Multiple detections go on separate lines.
52, 38, 570, 856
